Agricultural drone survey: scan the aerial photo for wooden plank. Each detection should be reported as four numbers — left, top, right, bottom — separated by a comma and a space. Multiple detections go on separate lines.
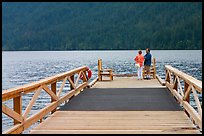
93, 77, 165, 88
30, 111, 200, 134
102, 69, 113, 72
74, 82, 87, 96
191, 86, 202, 118
2, 104, 23, 123
35, 112, 191, 120
32, 125, 197, 130
42, 85, 58, 101
67, 76, 75, 89
34, 120, 193, 127
36, 114, 192, 123
100, 73, 111, 75
30, 129, 201, 134
70, 75, 75, 90
48, 115, 190, 120
23, 86, 42, 119
33, 111, 194, 124
156, 75, 165, 86
176, 76, 184, 97
57, 76, 68, 97
2, 88, 23, 102
87, 77, 98, 88
166, 82, 183, 103
75, 71, 82, 87
183, 101, 202, 129
183, 84, 192, 101
2, 124, 23, 134
50, 111, 190, 117
41, 116, 191, 121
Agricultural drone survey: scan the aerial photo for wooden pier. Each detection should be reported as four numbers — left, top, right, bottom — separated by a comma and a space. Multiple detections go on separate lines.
2, 60, 202, 134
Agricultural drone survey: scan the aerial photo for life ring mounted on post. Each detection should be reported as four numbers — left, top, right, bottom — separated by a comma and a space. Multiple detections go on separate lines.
80, 67, 92, 80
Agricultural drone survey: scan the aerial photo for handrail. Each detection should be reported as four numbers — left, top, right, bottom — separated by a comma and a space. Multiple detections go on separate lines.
2, 66, 89, 134
165, 65, 202, 129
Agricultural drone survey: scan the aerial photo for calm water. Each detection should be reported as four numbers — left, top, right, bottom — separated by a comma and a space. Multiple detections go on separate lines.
2, 50, 202, 133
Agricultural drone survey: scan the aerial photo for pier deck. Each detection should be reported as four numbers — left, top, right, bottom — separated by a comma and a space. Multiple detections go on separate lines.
30, 77, 201, 134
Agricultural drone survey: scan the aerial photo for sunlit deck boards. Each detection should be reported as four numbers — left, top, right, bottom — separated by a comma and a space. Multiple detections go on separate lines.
29, 77, 201, 134
30, 111, 200, 134
92, 77, 165, 88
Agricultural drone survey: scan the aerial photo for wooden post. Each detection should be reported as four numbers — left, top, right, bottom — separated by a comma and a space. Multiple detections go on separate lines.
184, 81, 190, 117
165, 69, 170, 83
173, 74, 178, 91
184, 82, 190, 103
173, 74, 179, 102
13, 96, 22, 125
110, 70, 113, 80
51, 82, 56, 114
153, 58, 156, 79
98, 59, 102, 81
70, 75, 75, 90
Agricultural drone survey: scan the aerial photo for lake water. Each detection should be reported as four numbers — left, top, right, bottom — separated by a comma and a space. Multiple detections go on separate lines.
2, 50, 202, 133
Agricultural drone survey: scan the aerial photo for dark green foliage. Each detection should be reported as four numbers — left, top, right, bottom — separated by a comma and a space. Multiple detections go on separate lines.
2, 2, 202, 51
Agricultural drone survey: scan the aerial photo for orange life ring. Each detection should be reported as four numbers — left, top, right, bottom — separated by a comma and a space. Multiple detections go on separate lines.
80, 67, 92, 80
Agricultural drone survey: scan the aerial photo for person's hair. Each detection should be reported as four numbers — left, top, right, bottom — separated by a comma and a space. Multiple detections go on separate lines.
146, 48, 150, 52
138, 50, 142, 54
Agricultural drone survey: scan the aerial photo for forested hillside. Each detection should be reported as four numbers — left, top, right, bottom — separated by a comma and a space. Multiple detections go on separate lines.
2, 2, 202, 50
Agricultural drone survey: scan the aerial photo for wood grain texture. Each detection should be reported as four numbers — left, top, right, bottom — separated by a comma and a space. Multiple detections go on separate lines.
30, 111, 200, 134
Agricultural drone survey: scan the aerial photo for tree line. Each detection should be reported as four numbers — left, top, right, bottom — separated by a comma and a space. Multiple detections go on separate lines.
2, 2, 202, 51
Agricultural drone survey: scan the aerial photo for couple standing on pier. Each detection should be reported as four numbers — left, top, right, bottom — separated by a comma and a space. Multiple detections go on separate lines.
134, 48, 152, 80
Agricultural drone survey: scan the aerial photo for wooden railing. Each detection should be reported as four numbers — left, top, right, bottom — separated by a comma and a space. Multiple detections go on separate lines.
2, 66, 89, 134
165, 65, 202, 129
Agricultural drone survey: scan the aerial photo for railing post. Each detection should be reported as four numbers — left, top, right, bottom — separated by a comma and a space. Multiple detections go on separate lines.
165, 69, 170, 83
153, 58, 156, 79
110, 70, 113, 80
98, 59, 102, 81
51, 82, 57, 114
184, 82, 190, 103
184, 81, 190, 117
70, 75, 75, 90
173, 74, 178, 91
13, 95, 22, 125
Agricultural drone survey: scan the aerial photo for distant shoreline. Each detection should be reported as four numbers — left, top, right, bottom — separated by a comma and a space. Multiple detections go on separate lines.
2, 49, 202, 52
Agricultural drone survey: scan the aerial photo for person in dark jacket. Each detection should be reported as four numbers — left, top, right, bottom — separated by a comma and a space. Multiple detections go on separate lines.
144, 48, 152, 79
